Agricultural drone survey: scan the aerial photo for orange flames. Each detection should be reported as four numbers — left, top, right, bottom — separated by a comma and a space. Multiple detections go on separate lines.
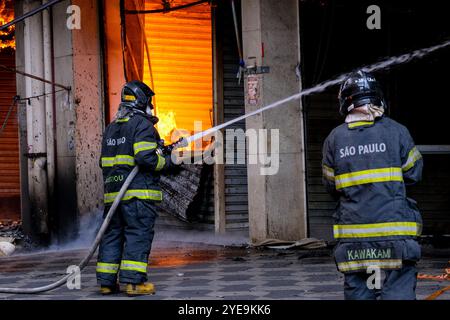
0, 1, 15, 51
157, 110, 198, 151
156, 110, 178, 143
143, 0, 213, 152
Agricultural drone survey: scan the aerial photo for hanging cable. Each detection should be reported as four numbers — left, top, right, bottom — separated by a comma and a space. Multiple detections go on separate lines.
17, 88, 67, 104
0, 64, 70, 91
0, 89, 67, 138
120, 0, 129, 83
0, 0, 64, 31
143, 27, 158, 114
231, 0, 243, 62
0, 96, 19, 137
230, 0, 245, 84
125, 0, 211, 14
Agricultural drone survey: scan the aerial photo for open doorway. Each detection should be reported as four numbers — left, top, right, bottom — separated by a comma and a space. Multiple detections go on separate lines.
142, 0, 213, 146
102, 0, 216, 228
104, 0, 213, 147
102, 0, 249, 233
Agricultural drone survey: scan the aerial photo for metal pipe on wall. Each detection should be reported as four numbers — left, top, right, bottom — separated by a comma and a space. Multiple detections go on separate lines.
42, 0, 55, 205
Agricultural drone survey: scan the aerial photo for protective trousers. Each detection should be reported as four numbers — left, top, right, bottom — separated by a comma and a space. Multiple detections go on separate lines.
344, 261, 418, 300
96, 200, 157, 286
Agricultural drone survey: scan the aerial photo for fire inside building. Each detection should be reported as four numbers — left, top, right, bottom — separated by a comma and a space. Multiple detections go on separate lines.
0, 1, 19, 225
0, 0, 449, 246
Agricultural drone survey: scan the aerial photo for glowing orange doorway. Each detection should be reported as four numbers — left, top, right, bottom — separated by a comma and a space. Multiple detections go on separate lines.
143, 0, 213, 147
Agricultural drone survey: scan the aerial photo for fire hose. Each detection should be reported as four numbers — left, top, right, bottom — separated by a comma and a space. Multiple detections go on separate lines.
0, 39, 450, 295
418, 266, 450, 300
0, 166, 139, 294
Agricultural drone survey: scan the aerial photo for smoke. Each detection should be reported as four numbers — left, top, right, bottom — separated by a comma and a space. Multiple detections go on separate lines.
48, 210, 103, 251
46, 210, 249, 251
50, 211, 250, 250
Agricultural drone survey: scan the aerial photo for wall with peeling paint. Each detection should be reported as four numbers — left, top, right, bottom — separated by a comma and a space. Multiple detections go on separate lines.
72, 0, 104, 218
14, 0, 104, 242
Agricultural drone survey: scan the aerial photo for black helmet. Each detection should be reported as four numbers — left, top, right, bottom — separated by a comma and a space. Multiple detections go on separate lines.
338, 70, 386, 115
121, 80, 155, 111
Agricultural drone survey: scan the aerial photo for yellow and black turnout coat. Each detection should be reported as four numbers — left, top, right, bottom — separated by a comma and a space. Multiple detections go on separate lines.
100, 111, 170, 206
322, 116, 423, 273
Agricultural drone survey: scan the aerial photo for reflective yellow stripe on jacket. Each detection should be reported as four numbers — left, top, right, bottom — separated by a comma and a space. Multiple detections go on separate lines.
335, 167, 403, 189
334, 222, 422, 239
402, 147, 422, 172
120, 260, 147, 273
96, 262, 119, 274
337, 259, 402, 272
104, 189, 163, 204
348, 121, 374, 129
155, 154, 166, 171
101, 155, 135, 167
115, 117, 130, 123
133, 141, 157, 156
322, 164, 335, 182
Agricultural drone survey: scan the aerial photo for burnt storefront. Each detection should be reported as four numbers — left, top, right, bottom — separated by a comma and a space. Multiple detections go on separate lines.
102, 0, 249, 233
7, 0, 250, 242
5, 0, 449, 245
0, 1, 20, 227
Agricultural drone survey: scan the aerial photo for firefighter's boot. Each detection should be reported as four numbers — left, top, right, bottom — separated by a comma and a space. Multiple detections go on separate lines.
100, 283, 120, 295
125, 282, 155, 296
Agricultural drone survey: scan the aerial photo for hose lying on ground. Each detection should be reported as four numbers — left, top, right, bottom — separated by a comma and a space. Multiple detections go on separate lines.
425, 285, 450, 300
0, 167, 139, 294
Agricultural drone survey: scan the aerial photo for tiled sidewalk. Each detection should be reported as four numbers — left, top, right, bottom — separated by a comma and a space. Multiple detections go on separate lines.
0, 240, 449, 300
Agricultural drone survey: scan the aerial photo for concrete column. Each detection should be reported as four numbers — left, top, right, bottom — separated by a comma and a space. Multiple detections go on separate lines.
23, 0, 49, 236
45, 0, 76, 243
72, 0, 104, 218
15, 0, 103, 242
43, 0, 56, 227
242, 0, 308, 243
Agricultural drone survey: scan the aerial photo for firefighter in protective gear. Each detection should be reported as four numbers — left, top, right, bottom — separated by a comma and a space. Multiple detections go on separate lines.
322, 70, 423, 300
96, 80, 175, 296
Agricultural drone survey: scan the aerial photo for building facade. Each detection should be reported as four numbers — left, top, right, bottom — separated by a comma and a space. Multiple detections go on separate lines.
1, 0, 449, 244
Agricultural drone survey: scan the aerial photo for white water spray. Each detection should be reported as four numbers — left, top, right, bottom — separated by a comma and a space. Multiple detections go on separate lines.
185, 39, 450, 144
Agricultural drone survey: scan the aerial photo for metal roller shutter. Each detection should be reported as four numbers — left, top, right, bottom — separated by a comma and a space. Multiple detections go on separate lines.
0, 49, 20, 222
142, 0, 213, 143
219, 1, 248, 232
304, 93, 340, 241
408, 154, 450, 235
140, 0, 248, 230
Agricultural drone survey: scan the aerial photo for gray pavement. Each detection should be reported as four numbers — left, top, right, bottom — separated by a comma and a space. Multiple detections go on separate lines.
0, 237, 449, 300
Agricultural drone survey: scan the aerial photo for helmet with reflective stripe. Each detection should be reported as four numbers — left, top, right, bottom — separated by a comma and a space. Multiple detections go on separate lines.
121, 80, 155, 111
338, 70, 386, 115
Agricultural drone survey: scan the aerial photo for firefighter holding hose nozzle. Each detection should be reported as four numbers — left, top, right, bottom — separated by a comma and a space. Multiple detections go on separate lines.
97, 80, 179, 296
322, 71, 423, 300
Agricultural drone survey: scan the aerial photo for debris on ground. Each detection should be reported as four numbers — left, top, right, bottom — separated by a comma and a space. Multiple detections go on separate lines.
297, 249, 332, 260
253, 238, 328, 250
418, 263, 450, 281
0, 241, 15, 256
0, 220, 23, 240
0, 220, 35, 252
